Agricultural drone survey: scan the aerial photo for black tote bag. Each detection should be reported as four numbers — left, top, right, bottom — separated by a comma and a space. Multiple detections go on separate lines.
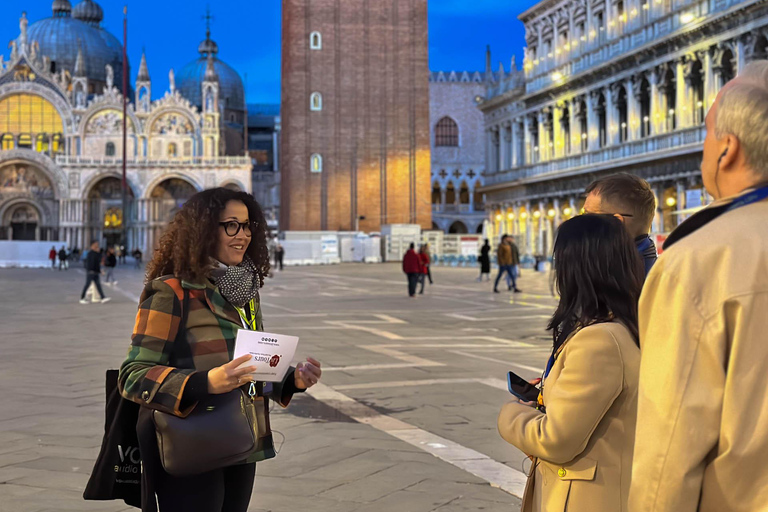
83, 369, 142, 508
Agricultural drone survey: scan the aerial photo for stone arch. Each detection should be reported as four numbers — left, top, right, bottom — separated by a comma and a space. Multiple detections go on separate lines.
220, 179, 247, 192
431, 182, 441, 204
82, 172, 139, 200
0, 150, 65, 199
0, 198, 47, 230
448, 220, 468, 234
79, 105, 140, 139
0, 83, 76, 138
445, 181, 456, 205
146, 108, 201, 141
143, 174, 201, 199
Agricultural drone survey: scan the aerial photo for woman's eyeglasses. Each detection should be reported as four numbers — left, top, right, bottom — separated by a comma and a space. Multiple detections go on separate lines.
219, 221, 256, 237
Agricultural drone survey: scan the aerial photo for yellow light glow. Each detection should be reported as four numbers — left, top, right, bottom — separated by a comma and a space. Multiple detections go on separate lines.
681, 13, 694, 24
631, 8, 638, 16
609, 21, 615, 28
534, 59, 540, 65
551, 71, 564, 82
564, 43, 570, 50
507, 212, 515, 220
533, 210, 541, 219
521, 211, 528, 219
589, 30, 596, 38
643, 3, 649, 9
495, 214, 502, 221
621, 122, 627, 128
547, 52, 553, 58
547, 209, 556, 218
556, 50, 561, 55
580, 207, 586, 214
666, 197, 677, 207
669, 109, 675, 115
563, 207, 573, 216
581, 133, 587, 139
697, 101, 704, 107
580, 35, 586, 41
644, 116, 650, 122
621, 14, 627, 22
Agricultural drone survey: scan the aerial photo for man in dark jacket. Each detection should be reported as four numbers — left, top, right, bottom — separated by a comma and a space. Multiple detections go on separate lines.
80, 240, 110, 304
584, 173, 658, 276
402, 243, 422, 298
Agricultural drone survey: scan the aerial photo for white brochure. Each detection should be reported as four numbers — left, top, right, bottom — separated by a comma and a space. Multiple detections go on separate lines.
233, 330, 300, 383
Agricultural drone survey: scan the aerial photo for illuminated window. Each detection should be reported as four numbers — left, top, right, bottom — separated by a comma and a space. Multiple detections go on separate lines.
310, 153, 322, 173
36, 134, 49, 152
435, 117, 459, 147
310, 92, 322, 111
168, 143, 178, 157
1, 134, 14, 150
310, 32, 322, 50
0, 94, 64, 142
105, 142, 116, 156
17, 134, 32, 148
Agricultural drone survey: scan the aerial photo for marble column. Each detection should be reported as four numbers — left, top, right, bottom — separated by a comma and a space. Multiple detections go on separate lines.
568, 99, 580, 155
587, 91, 600, 151
502, 122, 512, 170
606, 85, 618, 146
553, 105, 565, 159
699, 48, 715, 110
523, 115, 532, 165
676, 58, 687, 128
537, 111, 547, 161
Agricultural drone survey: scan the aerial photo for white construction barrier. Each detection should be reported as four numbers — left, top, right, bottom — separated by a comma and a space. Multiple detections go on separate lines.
0, 240, 66, 268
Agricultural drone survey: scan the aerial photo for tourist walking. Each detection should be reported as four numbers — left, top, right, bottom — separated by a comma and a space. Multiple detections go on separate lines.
133, 248, 143, 269
49, 246, 56, 269
508, 235, 522, 292
118, 187, 321, 512
274, 244, 284, 271
630, 61, 768, 512
80, 240, 110, 304
423, 243, 433, 284
498, 214, 644, 512
478, 239, 491, 282
104, 247, 117, 285
402, 243, 422, 298
493, 235, 520, 293
417, 244, 430, 295
584, 173, 658, 275
58, 246, 68, 271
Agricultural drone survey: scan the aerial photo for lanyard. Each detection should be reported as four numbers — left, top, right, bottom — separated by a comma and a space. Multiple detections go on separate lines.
725, 185, 768, 213
236, 299, 257, 330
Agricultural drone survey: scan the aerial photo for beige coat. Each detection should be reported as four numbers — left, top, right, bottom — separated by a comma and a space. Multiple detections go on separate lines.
630, 190, 768, 512
498, 321, 640, 512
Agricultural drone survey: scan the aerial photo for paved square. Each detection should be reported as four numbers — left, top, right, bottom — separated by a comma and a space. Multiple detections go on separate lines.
0, 263, 558, 511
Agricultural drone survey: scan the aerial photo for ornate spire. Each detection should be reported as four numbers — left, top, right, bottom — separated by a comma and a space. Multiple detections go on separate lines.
204, 52, 218, 82
137, 51, 150, 82
198, 7, 219, 56
52, 0, 72, 17
74, 43, 85, 77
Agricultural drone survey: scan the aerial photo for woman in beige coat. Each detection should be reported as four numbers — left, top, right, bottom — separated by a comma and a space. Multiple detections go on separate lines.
498, 214, 644, 512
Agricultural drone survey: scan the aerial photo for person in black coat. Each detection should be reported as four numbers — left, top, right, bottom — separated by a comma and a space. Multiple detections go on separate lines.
80, 240, 110, 304
478, 239, 491, 282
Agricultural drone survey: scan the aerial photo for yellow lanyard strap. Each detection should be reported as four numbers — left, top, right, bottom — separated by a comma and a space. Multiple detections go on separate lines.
236, 299, 257, 330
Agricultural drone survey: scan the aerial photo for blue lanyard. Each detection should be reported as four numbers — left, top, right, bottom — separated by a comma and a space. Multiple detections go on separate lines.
725, 185, 768, 213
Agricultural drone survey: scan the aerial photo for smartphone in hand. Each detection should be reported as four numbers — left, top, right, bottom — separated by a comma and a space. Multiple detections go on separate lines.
507, 371, 540, 402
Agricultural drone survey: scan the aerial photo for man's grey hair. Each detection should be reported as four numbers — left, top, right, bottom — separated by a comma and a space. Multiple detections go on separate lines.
715, 60, 768, 177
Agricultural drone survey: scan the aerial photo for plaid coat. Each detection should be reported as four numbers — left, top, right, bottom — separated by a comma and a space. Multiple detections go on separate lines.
118, 275, 297, 464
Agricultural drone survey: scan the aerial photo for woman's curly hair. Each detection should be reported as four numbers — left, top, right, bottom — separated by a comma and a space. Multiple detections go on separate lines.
146, 188, 271, 285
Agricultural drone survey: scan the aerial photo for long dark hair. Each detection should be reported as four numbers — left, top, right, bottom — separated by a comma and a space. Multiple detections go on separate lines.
146, 188, 270, 285
548, 214, 644, 349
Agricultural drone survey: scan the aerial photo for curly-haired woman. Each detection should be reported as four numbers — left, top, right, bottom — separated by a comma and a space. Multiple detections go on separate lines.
118, 187, 321, 512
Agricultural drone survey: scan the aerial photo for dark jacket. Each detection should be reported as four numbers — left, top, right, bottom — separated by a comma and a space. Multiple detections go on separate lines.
85, 250, 101, 273
509, 242, 521, 266
105, 253, 117, 268
402, 249, 421, 274
479, 245, 491, 273
635, 235, 658, 276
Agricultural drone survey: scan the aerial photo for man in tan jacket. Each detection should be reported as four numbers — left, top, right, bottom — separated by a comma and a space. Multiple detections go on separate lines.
630, 61, 768, 511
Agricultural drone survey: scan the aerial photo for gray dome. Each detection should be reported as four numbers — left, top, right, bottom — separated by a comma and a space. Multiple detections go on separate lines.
52, 0, 72, 16
24, 14, 127, 90
177, 57, 245, 112
72, 0, 103, 27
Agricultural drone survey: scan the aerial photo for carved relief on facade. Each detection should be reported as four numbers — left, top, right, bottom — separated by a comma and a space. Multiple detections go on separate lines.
150, 113, 195, 135
0, 164, 54, 199
85, 110, 134, 135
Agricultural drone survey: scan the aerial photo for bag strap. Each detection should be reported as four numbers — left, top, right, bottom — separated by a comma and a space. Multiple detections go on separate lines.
177, 286, 189, 344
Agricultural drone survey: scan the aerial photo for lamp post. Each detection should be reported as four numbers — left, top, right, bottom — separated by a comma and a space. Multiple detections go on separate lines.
121, 6, 128, 258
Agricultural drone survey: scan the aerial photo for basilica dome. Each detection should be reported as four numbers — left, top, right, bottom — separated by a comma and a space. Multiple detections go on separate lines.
177, 31, 245, 112
23, 0, 126, 90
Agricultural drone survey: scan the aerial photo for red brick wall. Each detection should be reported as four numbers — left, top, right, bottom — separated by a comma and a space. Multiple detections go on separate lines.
281, 0, 431, 231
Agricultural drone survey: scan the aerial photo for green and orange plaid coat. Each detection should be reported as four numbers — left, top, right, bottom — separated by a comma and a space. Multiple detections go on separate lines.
118, 275, 298, 464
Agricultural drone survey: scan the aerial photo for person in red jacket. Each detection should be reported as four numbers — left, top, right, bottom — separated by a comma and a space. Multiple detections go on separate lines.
417, 245, 430, 295
49, 246, 57, 270
402, 243, 422, 298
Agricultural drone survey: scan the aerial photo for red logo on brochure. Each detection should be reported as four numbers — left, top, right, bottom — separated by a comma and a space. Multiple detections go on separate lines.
269, 355, 281, 368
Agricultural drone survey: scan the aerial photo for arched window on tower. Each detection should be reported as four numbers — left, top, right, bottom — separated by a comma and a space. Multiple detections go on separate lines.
105, 142, 115, 156
310, 92, 322, 111
310, 32, 322, 50
139, 87, 149, 112
311, 153, 322, 173
205, 88, 215, 112
435, 117, 459, 147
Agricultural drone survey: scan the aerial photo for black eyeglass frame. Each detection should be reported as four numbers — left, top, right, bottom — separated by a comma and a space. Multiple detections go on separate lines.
219, 221, 256, 237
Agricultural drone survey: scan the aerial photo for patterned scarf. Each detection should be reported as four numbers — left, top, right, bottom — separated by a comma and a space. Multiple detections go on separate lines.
210, 255, 260, 307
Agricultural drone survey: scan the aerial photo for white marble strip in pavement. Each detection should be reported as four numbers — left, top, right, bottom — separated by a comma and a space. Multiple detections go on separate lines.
333, 377, 489, 391
449, 350, 543, 374
322, 362, 443, 372
445, 312, 551, 322
306, 382, 528, 498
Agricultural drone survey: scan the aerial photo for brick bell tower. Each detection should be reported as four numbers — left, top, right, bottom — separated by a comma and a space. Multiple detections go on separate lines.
280, 0, 431, 232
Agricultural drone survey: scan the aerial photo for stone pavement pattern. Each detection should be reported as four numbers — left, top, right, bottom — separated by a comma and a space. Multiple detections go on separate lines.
0, 263, 558, 512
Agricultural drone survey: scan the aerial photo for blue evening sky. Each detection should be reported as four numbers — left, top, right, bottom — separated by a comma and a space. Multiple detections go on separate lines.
1, 0, 538, 104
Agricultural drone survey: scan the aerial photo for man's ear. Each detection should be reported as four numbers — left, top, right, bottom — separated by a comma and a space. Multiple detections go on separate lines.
613, 213, 626, 224
720, 135, 739, 171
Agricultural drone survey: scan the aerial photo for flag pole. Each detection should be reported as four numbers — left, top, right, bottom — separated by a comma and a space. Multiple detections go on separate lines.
121, 5, 129, 256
